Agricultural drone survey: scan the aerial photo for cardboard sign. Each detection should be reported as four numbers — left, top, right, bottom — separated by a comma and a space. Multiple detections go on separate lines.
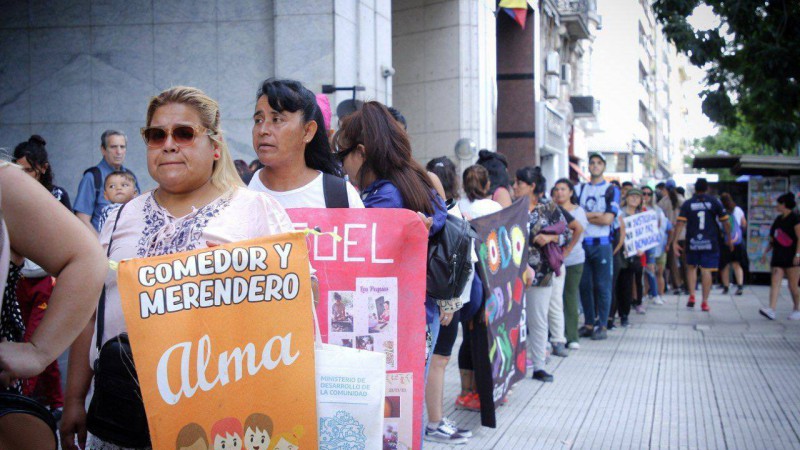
287, 208, 428, 450
623, 210, 659, 257
468, 199, 530, 428
117, 233, 317, 450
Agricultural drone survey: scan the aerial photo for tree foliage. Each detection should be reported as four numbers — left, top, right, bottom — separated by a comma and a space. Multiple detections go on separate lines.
690, 120, 763, 180
653, 0, 800, 153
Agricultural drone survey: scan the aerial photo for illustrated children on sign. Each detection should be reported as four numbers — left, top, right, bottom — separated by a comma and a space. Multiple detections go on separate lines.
269, 425, 303, 450
244, 413, 274, 450
211, 418, 244, 450
177, 423, 209, 450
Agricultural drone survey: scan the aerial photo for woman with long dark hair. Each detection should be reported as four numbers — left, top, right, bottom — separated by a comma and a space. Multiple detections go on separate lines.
12, 135, 72, 415
13, 136, 70, 210
759, 193, 800, 320
719, 193, 746, 295
476, 150, 512, 208
513, 166, 570, 382
249, 78, 363, 208
334, 101, 464, 443
658, 180, 686, 293
552, 178, 586, 349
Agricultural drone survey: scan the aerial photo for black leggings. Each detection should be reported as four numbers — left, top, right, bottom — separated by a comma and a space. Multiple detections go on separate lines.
457, 313, 473, 370
615, 263, 643, 319
433, 310, 460, 357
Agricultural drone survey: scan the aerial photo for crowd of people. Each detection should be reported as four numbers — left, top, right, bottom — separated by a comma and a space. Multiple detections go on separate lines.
0, 77, 799, 449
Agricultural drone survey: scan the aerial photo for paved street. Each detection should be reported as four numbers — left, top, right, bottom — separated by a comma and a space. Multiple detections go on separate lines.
428, 284, 800, 449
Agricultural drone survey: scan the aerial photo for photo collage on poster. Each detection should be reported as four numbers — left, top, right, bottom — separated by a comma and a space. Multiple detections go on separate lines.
383, 372, 413, 450
328, 277, 398, 370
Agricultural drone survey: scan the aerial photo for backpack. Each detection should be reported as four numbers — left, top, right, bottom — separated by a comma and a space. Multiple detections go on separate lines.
426, 214, 477, 302
322, 173, 349, 208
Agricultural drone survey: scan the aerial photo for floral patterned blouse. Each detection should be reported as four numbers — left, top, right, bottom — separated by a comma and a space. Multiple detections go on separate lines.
90, 188, 294, 364
528, 198, 572, 287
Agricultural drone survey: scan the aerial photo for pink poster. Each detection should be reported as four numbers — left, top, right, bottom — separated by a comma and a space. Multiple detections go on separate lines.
288, 208, 428, 450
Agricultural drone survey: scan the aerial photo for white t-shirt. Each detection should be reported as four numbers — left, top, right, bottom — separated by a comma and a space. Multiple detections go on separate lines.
457, 198, 502, 220
248, 170, 364, 209
563, 205, 587, 267
733, 206, 745, 227
93, 188, 295, 364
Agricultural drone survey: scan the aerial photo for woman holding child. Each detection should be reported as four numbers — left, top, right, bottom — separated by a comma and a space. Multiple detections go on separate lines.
61, 86, 296, 450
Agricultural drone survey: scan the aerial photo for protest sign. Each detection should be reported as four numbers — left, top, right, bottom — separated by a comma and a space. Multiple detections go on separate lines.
623, 210, 660, 257
287, 208, 428, 450
468, 199, 530, 427
117, 232, 317, 450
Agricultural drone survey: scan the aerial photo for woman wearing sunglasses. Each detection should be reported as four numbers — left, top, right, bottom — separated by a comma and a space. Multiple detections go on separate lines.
248, 78, 363, 209
61, 86, 296, 450
333, 101, 450, 419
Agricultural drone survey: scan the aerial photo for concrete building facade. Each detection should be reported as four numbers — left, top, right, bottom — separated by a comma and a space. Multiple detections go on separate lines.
587, 0, 684, 183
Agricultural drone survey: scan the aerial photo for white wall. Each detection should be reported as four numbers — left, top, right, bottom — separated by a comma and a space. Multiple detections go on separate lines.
392, 0, 496, 174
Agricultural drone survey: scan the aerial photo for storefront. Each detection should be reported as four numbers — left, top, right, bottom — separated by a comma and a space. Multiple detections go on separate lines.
693, 155, 800, 275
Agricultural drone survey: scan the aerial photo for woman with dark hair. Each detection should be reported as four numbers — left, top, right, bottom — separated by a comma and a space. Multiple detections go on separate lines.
334, 101, 464, 443
658, 180, 686, 294
13, 135, 72, 415
552, 178, 586, 349
423, 156, 472, 443
513, 166, 570, 382
759, 193, 800, 320
719, 193, 746, 295
426, 157, 458, 205
13, 136, 70, 210
249, 78, 363, 208
476, 149, 512, 208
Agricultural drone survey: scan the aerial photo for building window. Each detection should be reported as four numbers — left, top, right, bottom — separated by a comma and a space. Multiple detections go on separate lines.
639, 61, 648, 85
602, 153, 629, 172
639, 101, 649, 128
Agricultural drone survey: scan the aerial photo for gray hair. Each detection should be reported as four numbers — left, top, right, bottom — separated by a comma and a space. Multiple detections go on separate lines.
100, 129, 126, 149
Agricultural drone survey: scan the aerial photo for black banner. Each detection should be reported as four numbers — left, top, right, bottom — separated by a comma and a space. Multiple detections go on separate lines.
469, 198, 530, 427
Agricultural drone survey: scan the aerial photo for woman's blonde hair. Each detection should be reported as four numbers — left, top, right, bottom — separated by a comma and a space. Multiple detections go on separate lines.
145, 86, 244, 191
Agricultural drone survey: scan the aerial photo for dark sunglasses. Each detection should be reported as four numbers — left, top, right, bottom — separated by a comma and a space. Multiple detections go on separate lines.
140, 125, 211, 148
334, 143, 359, 162
643, 191, 652, 196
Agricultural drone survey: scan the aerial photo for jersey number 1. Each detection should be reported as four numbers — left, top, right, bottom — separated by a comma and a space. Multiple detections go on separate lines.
698, 211, 705, 230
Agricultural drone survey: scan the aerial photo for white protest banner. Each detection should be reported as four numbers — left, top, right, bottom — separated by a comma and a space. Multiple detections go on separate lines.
623, 210, 660, 258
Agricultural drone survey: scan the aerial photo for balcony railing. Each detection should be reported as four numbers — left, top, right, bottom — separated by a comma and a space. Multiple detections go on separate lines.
557, 0, 597, 39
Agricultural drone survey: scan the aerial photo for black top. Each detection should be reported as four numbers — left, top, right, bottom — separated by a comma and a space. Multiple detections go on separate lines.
678, 194, 728, 253
51, 185, 71, 210
770, 212, 800, 267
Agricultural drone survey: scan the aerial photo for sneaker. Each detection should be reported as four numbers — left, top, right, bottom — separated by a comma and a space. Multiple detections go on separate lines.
579, 326, 594, 338
425, 421, 469, 444
591, 327, 608, 340
620, 316, 629, 327
788, 310, 800, 321
686, 296, 696, 308
567, 341, 580, 350
607, 320, 616, 330
552, 342, 569, 357
443, 417, 473, 438
736, 286, 744, 296
701, 302, 710, 312
759, 307, 776, 321
672, 288, 682, 295
532, 370, 554, 382
455, 392, 480, 411
720, 286, 729, 295
653, 296, 665, 305
635, 305, 647, 315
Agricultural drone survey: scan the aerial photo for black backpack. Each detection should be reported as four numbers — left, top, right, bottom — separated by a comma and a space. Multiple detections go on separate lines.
426, 214, 477, 301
